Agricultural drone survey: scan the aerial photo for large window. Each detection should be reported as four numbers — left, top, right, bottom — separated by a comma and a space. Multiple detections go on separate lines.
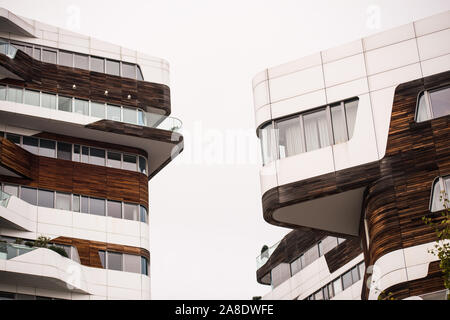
258, 98, 359, 165
416, 86, 450, 122
430, 176, 450, 212
98, 250, 149, 275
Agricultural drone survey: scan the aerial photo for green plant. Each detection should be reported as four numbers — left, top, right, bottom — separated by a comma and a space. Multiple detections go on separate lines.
14, 238, 23, 245
34, 235, 51, 248
24, 241, 34, 247
377, 290, 395, 300
422, 189, 450, 300
47, 245, 69, 258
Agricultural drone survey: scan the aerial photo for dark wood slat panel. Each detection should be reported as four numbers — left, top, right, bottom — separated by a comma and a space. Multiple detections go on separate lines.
0, 137, 33, 179
324, 237, 362, 274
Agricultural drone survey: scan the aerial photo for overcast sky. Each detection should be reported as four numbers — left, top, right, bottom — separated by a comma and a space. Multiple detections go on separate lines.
1, 0, 449, 299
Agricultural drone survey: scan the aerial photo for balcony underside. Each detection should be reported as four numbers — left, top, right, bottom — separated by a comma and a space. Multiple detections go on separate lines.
0, 8, 36, 37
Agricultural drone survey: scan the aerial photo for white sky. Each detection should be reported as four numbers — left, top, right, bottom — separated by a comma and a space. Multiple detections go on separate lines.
1, 0, 449, 299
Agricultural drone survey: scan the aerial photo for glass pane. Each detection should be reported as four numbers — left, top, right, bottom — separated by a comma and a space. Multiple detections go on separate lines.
89, 148, 105, 166
22, 136, 39, 154
41, 92, 56, 109
351, 266, 360, 283
123, 154, 137, 171
139, 156, 147, 174
73, 195, 80, 212
123, 254, 140, 273
81, 196, 89, 213
89, 198, 105, 216
42, 49, 57, 64
304, 109, 331, 152
303, 244, 319, 266
38, 189, 54, 208
106, 60, 120, 76
74, 54, 89, 69
39, 139, 56, 158
107, 104, 121, 121
290, 256, 302, 276
122, 63, 136, 79
333, 278, 343, 295
331, 103, 348, 144
58, 96, 72, 112
3, 184, 19, 197
137, 66, 144, 81
90, 56, 104, 73
59, 51, 73, 67
7, 87, 23, 103
432, 179, 444, 212
342, 270, 353, 290
6, 133, 20, 145
259, 123, 277, 165
57, 142, 72, 160
416, 93, 430, 122
140, 205, 147, 223
107, 251, 122, 271
138, 110, 146, 125
98, 250, 106, 268
21, 187, 37, 205
345, 99, 358, 139
358, 262, 365, 280
73, 144, 80, 162
277, 117, 304, 158
107, 200, 122, 218
0, 85, 6, 100
33, 47, 41, 60
429, 87, 450, 119
314, 290, 324, 300
24, 46, 33, 56
123, 107, 137, 124
124, 203, 138, 221
91, 102, 105, 118
107, 152, 121, 168
55, 192, 71, 211
141, 257, 148, 275
327, 283, 334, 299
318, 241, 323, 256
24, 90, 40, 106
74, 98, 89, 115
81, 146, 89, 163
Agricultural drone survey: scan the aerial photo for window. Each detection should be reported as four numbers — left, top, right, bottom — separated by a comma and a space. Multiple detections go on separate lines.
107, 251, 122, 271
41, 92, 56, 109
24, 89, 40, 106
318, 241, 323, 257
342, 270, 353, 290
81, 196, 89, 213
358, 262, 365, 280
6, 133, 20, 145
59, 51, 73, 67
57, 142, 72, 160
123, 254, 141, 274
259, 123, 277, 165
107, 200, 122, 219
7, 87, 23, 103
55, 192, 71, 211
331, 102, 348, 144
74, 53, 88, 69
22, 136, 39, 154
123, 107, 137, 124
73, 145, 81, 162
124, 203, 138, 221
42, 49, 57, 63
344, 99, 358, 139
73, 195, 80, 212
141, 257, 148, 275
91, 102, 105, 118
333, 278, 343, 295
314, 290, 324, 300
107, 104, 121, 121
107, 152, 121, 169
416, 87, 450, 122
139, 156, 147, 174
122, 63, 136, 79
74, 98, 89, 115
140, 205, 148, 223
33, 47, 41, 60
277, 117, 304, 159
137, 66, 144, 81
98, 250, 106, 268
3, 184, 19, 197
303, 109, 331, 152
123, 154, 137, 171
89, 198, 105, 216
106, 59, 120, 76
39, 139, 56, 158
38, 189, 54, 208
20, 187, 37, 205
89, 148, 105, 166
327, 283, 334, 299
290, 255, 303, 276
90, 56, 104, 73
0, 85, 6, 100
58, 96, 72, 112
81, 146, 89, 163
430, 176, 450, 212
138, 110, 146, 126
351, 266, 360, 283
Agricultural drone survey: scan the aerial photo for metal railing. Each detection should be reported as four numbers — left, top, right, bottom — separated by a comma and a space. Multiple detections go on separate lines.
0, 190, 11, 208
0, 40, 17, 59
0, 242, 36, 260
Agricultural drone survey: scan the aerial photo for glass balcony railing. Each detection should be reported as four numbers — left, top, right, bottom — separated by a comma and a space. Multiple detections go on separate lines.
0, 242, 36, 260
256, 240, 281, 269
0, 40, 18, 59
0, 190, 11, 208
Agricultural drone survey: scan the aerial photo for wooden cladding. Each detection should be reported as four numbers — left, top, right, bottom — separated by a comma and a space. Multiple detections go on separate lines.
0, 142, 148, 208
323, 237, 362, 274
52, 236, 150, 269
0, 137, 33, 178
0, 49, 171, 115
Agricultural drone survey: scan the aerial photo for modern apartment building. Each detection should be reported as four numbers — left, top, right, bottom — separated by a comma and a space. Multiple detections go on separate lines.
0, 8, 183, 299
253, 10, 450, 300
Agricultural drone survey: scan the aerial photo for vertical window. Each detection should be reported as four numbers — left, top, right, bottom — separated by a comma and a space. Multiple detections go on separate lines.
277, 117, 304, 158
123, 107, 137, 124
429, 86, 450, 119
259, 123, 277, 165
33, 47, 41, 60
345, 99, 358, 139
81, 196, 89, 213
140, 205, 148, 223
41, 92, 56, 109
107, 251, 122, 271
73, 145, 81, 162
141, 257, 148, 275
73, 195, 80, 212
98, 250, 106, 268
416, 93, 430, 122
90, 56, 105, 73
122, 63, 136, 79
138, 110, 146, 126
314, 290, 324, 300
74, 53, 89, 69
123, 254, 141, 274
20, 187, 37, 205
58, 96, 72, 112
6, 133, 20, 145
37, 189, 54, 208
107, 152, 121, 169
90, 102, 106, 118
124, 203, 138, 221
327, 283, 334, 299
290, 255, 303, 276
89, 148, 105, 166
431, 176, 450, 212
39, 139, 56, 158
24, 89, 40, 106
342, 270, 353, 290
303, 109, 331, 152
55, 192, 71, 211
318, 241, 323, 257
137, 66, 144, 81
6, 87, 23, 103
123, 154, 137, 171
89, 198, 105, 216
3, 184, 19, 197
107, 200, 122, 219
333, 278, 343, 295
58, 51, 73, 67
106, 60, 120, 76
74, 98, 89, 115
42, 49, 57, 64
351, 266, 360, 283
331, 103, 348, 144
139, 156, 147, 174
57, 142, 72, 160
358, 262, 365, 280
81, 146, 89, 163
107, 104, 121, 121
22, 136, 39, 154
0, 85, 6, 100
